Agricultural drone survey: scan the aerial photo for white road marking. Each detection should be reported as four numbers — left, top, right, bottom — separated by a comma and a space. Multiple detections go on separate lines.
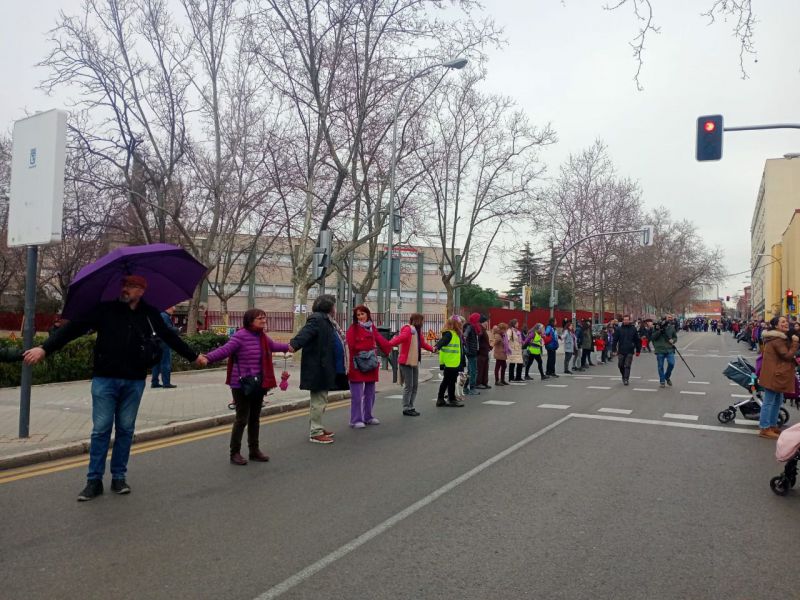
252, 414, 574, 600
734, 419, 758, 426
647, 379, 661, 383
679, 338, 699, 351
729, 383, 739, 386
663, 413, 699, 421
586, 386, 611, 390
731, 394, 752, 399
538, 403, 570, 409
598, 408, 632, 415
688, 381, 710, 385
386, 395, 404, 399
545, 384, 568, 388
632, 388, 657, 392
680, 390, 706, 396
570, 412, 759, 434
483, 400, 515, 406
508, 382, 527, 386
569, 374, 640, 379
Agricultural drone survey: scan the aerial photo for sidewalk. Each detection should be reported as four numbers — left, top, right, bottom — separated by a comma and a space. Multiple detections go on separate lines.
0, 361, 430, 469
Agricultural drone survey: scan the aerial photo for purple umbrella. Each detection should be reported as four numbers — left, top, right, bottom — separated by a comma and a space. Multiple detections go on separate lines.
61, 244, 208, 320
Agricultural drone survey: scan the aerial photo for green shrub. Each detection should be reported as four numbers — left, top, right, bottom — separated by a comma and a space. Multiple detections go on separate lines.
0, 332, 231, 388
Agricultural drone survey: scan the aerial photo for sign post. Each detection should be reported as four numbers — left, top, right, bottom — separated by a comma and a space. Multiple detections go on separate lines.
8, 109, 67, 438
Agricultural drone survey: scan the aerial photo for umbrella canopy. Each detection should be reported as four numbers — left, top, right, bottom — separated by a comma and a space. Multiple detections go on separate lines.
61, 244, 208, 320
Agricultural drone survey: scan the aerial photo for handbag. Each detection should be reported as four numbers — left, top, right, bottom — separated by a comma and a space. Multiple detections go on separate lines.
139, 317, 163, 367
354, 349, 379, 372
233, 353, 263, 396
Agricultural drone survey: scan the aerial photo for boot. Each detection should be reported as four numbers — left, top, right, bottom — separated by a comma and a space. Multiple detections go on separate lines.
230, 452, 248, 465
249, 449, 270, 462
759, 428, 779, 439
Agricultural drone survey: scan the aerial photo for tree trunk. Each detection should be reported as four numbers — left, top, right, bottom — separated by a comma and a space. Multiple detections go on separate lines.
292, 282, 311, 333
221, 297, 229, 326
186, 285, 202, 334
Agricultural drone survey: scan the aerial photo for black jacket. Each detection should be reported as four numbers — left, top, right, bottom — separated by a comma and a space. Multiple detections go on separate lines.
289, 312, 337, 392
41, 300, 198, 380
613, 323, 642, 355
462, 324, 479, 357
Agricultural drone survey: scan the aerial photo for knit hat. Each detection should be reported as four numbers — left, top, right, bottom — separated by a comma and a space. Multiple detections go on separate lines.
122, 274, 148, 289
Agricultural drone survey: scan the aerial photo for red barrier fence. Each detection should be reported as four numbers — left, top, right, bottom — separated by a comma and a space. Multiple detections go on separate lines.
204, 311, 447, 333
0, 312, 59, 333
487, 308, 615, 329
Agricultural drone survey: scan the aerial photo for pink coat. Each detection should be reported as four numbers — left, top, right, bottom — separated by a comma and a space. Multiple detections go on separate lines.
388, 325, 434, 365
776, 422, 800, 462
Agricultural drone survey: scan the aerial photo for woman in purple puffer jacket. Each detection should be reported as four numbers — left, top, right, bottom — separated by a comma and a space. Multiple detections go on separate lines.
202, 309, 290, 465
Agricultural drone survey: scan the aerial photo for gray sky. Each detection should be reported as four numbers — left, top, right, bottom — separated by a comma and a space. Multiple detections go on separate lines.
2, 0, 798, 302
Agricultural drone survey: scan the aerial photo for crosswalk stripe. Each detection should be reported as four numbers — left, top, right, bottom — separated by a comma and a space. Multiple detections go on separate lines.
538, 403, 570, 409
598, 408, 632, 415
688, 381, 710, 385
731, 394, 752, 398
545, 384, 568, 388
663, 413, 699, 421
734, 419, 758, 426
632, 388, 657, 392
586, 386, 611, 390
386, 395, 404, 399
680, 390, 706, 396
483, 400, 515, 406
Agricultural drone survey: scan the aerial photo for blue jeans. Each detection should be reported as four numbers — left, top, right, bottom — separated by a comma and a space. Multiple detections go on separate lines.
88, 377, 146, 481
759, 388, 784, 429
655, 353, 675, 382
466, 355, 478, 391
150, 343, 172, 385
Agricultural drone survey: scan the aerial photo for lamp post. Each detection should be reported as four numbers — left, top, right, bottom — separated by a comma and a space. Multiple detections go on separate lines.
385, 57, 468, 328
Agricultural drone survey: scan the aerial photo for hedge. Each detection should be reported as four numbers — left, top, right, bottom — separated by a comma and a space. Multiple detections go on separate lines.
0, 332, 230, 388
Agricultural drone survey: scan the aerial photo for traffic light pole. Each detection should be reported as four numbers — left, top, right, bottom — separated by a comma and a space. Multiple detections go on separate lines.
724, 124, 800, 132
548, 228, 652, 321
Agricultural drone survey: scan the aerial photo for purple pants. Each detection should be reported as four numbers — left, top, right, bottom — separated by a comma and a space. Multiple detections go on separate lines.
349, 381, 376, 425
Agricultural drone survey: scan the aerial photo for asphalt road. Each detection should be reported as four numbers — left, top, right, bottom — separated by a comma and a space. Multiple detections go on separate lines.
2, 332, 797, 599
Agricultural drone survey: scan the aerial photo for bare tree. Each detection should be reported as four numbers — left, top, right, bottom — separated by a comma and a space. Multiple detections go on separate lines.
417, 70, 556, 315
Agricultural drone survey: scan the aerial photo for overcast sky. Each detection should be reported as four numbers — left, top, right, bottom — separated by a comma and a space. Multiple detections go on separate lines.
2, 0, 798, 301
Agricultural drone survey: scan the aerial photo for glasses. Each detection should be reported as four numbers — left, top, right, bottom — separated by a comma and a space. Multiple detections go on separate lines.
254, 316, 267, 320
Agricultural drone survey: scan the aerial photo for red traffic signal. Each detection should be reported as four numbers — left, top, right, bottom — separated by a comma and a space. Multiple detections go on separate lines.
696, 115, 723, 161
788, 289, 794, 298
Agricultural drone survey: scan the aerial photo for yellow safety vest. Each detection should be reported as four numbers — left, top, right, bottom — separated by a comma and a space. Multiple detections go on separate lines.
528, 333, 543, 355
439, 331, 461, 368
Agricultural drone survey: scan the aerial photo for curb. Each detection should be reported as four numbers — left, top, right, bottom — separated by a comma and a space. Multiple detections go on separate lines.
0, 369, 430, 471
0, 391, 350, 471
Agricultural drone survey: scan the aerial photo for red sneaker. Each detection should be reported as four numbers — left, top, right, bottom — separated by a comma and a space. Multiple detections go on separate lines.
322, 430, 335, 437
309, 434, 334, 444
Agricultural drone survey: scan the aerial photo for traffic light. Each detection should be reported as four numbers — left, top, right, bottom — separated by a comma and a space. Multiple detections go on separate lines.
787, 289, 795, 311
696, 115, 723, 161
726, 296, 730, 302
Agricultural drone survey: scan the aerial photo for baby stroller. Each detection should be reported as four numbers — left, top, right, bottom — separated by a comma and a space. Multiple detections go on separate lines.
718, 356, 790, 426
769, 423, 800, 496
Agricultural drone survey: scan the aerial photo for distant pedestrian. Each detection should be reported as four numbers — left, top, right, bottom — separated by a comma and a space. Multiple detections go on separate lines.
543, 318, 560, 377
151, 306, 178, 388
202, 309, 290, 465
580, 319, 594, 368
345, 305, 395, 428
389, 313, 434, 416
651, 314, 678, 387
462, 313, 481, 394
612, 314, 641, 385
561, 321, 576, 374
287, 294, 342, 444
492, 323, 509, 386
23, 275, 203, 501
506, 319, 524, 382
758, 316, 799, 439
475, 315, 492, 389
436, 316, 465, 407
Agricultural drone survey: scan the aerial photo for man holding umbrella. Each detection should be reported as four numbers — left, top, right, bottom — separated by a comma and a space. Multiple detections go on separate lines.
24, 274, 205, 501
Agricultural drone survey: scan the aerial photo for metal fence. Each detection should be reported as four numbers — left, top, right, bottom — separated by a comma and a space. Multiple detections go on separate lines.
204, 310, 446, 334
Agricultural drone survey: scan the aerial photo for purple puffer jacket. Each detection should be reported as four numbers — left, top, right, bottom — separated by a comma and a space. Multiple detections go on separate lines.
205, 328, 289, 388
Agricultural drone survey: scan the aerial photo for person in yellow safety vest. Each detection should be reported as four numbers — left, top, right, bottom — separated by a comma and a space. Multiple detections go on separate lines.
522, 323, 548, 381
435, 315, 465, 407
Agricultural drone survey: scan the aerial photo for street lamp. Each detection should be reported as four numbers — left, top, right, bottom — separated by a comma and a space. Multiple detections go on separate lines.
385, 56, 468, 327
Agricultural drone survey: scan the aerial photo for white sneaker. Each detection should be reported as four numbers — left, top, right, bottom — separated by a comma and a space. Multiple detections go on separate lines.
366, 418, 380, 425
351, 421, 366, 429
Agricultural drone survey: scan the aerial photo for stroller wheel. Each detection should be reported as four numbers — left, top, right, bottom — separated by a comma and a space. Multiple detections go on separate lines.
789, 475, 797, 488
778, 408, 790, 426
717, 409, 735, 424
770, 476, 790, 496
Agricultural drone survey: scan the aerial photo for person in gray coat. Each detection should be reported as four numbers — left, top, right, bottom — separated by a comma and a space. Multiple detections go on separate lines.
561, 321, 576, 374
288, 294, 342, 444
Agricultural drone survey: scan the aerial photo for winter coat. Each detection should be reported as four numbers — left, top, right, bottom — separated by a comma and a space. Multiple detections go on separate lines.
346, 322, 394, 383
506, 328, 523, 364
42, 299, 198, 380
543, 324, 559, 350
651, 322, 678, 354
389, 324, 434, 365
289, 312, 337, 391
492, 327, 507, 361
205, 328, 289, 390
561, 329, 576, 353
477, 327, 492, 357
612, 323, 642, 355
581, 327, 593, 350
463, 323, 479, 358
759, 330, 800, 394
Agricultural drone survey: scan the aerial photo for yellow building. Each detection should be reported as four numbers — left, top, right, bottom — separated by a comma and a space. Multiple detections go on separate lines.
750, 158, 800, 318
779, 210, 800, 318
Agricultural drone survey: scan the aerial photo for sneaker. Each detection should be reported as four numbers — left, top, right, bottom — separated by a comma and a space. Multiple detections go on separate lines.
447, 400, 465, 407
541, 375, 550, 380
623, 379, 629, 386
309, 434, 334, 444
564, 370, 572, 374
366, 418, 380, 425
551, 373, 560, 378
403, 409, 420, 416
351, 421, 366, 429
322, 430, 335, 437
759, 428, 780, 439
77, 479, 104, 502
163, 384, 177, 389
436, 399, 447, 407
151, 383, 162, 388
111, 479, 131, 494
659, 381, 666, 388
483, 384, 492, 389
666, 379, 672, 387
466, 390, 480, 396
